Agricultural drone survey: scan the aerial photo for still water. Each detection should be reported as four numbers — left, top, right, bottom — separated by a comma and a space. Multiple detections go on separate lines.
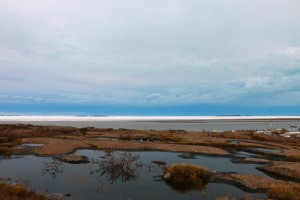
0, 149, 267, 200
1, 119, 300, 131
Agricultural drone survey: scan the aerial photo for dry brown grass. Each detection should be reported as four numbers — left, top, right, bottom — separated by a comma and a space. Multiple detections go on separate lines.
164, 163, 211, 192
0, 124, 81, 141
0, 182, 54, 200
0, 141, 21, 156
286, 154, 300, 162
0, 146, 10, 156
2, 124, 298, 159
166, 163, 210, 185
150, 134, 186, 143
250, 133, 300, 147
257, 161, 300, 181
24, 137, 230, 155
268, 184, 300, 200
119, 132, 186, 143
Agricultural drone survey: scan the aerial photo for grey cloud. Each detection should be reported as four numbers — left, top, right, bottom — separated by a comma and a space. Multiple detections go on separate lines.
0, 0, 300, 105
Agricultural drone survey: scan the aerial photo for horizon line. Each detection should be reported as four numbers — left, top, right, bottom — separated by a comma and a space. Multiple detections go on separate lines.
0, 115, 300, 122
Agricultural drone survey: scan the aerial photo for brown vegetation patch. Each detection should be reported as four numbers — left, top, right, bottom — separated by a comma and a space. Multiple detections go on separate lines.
165, 163, 210, 184
211, 172, 299, 192
0, 182, 54, 200
22, 137, 230, 156
0, 124, 80, 141
249, 133, 300, 147
268, 184, 300, 200
22, 137, 91, 155
286, 154, 300, 162
0, 141, 21, 156
164, 163, 210, 192
86, 139, 230, 155
148, 133, 186, 143
0, 146, 10, 156
1, 124, 298, 161
257, 161, 300, 182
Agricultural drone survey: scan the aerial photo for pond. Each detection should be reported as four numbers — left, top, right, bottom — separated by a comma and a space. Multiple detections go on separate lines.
20, 143, 44, 147
0, 149, 268, 200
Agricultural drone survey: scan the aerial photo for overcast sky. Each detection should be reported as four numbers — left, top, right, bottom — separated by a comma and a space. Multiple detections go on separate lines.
0, 0, 300, 107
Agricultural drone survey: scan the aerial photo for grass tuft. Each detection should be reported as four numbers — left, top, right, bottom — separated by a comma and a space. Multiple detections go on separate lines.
164, 163, 211, 192
166, 163, 210, 185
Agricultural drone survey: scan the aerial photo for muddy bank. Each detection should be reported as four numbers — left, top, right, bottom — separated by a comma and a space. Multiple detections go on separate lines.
232, 157, 272, 165
22, 137, 230, 156
211, 172, 300, 192
257, 161, 300, 182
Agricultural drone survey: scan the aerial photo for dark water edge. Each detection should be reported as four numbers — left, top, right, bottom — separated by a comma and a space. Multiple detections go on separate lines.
1, 119, 300, 131
0, 149, 268, 200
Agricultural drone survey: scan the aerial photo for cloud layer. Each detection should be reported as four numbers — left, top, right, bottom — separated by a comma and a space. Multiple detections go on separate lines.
0, 0, 300, 106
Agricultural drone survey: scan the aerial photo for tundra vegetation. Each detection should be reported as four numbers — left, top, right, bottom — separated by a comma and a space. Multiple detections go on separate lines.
0, 124, 299, 199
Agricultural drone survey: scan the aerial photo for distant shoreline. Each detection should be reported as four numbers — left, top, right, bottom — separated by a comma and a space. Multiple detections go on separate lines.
0, 115, 300, 122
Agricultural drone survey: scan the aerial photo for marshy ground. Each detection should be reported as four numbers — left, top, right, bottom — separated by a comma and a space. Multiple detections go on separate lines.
0, 124, 300, 199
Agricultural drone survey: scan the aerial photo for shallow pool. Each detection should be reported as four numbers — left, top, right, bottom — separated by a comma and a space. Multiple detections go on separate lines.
0, 149, 267, 200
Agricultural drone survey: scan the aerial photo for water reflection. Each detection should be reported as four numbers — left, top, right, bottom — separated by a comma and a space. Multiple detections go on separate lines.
90, 152, 142, 184
166, 181, 208, 194
42, 159, 64, 178
0, 150, 268, 199
89, 151, 166, 187
177, 153, 196, 159
88, 151, 211, 194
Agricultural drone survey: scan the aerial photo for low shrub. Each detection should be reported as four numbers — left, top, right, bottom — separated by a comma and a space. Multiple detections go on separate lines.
90, 152, 141, 184
164, 163, 210, 192
268, 184, 300, 200
165, 163, 210, 185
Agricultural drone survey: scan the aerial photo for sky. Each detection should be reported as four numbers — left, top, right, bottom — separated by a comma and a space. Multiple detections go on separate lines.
0, 0, 300, 115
